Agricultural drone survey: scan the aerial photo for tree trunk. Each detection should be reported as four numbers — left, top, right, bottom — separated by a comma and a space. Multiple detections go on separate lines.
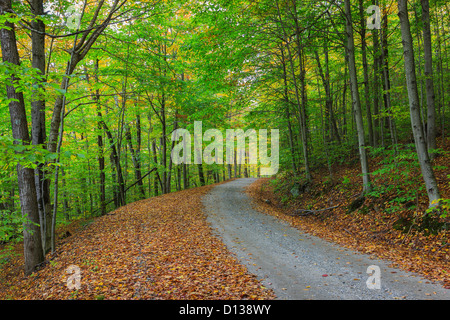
342, 54, 348, 139
165, 111, 178, 194
344, 0, 372, 193
61, 167, 70, 221
275, 0, 311, 181
135, 112, 145, 198
317, 76, 333, 180
151, 139, 162, 195
125, 125, 145, 199
397, 0, 440, 207
314, 48, 340, 144
183, 163, 189, 189
0, 0, 44, 274
290, 1, 311, 181
102, 121, 126, 207
372, 14, 381, 147
95, 61, 106, 215
198, 164, 206, 186
434, 8, 447, 141
359, 0, 374, 146
83, 60, 107, 215
380, 7, 399, 147
148, 114, 162, 196
29, 0, 52, 254
421, 0, 437, 157
280, 44, 298, 173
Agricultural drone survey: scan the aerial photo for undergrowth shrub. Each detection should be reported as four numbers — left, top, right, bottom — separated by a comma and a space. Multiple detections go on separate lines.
368, 145, 450, 234
0, 210, 38, 267
367, 144, 424, 210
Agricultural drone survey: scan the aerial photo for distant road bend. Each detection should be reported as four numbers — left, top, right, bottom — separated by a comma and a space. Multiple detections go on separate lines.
203, 178, 450, 300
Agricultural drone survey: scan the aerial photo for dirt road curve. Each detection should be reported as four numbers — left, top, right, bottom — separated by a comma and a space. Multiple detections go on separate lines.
203, 178, 450, 300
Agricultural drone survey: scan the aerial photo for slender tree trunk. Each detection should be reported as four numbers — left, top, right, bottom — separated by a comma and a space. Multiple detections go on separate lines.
159, 94, 167, 194
176, 166, 181, 191
125, 125, 145, 199
275, 0, 311, 181
85, 61, 107, 215
372, 17, 381, 147
198, 164, 205, 186
314, 48, 340, 144
148, 114, 162, 196
0, 0, 44, 274
135, 111, 145, 198
397, 0, 440, 207
290, 1, 311, 181
110, 155, 119, 208
165, 111, 178, 194
317, 76, 333, 180
61, 167, 69, 221
344, 0, 372, 193
95, 61, 106, 215
280, 44, 298, 173
51, 28, 82, 252
359, 0, 374, 146
103, 121, 125, 207
29, 0, 52, 254
342, 55, 348, 139
380, 7, 399, 147
152, 139, 161, 196
183, 163, 189, 189
421, 0, 437, 158
435, 8, 447, 140
324, 41, 341, 144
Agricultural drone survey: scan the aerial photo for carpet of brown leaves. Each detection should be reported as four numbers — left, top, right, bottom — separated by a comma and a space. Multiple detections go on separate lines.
0, 183, 275, 300
246, 140, 450, 290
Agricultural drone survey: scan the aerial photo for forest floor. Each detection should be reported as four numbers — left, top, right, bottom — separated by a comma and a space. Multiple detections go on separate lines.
246, 138, 450, 290
0, 181, 275, 300
1, 139, 449, 299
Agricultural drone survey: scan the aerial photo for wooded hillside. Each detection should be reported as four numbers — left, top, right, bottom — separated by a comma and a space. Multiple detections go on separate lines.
0, 0, 448, 279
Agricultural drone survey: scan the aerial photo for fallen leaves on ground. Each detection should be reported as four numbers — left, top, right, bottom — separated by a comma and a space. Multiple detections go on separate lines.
246, 140, 450, 289
0, 183, 275, 300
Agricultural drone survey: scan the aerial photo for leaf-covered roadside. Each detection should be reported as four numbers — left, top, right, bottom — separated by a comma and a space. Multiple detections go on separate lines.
246, 154, 450, 289
0, 184, 275, 300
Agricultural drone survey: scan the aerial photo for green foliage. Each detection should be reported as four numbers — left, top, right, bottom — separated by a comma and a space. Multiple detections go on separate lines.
427, 173, 450, 219
0, 12, 22, 29
434, 198, 450, 219
342, 175, 351, 185
0, 210, 36, 268
367, 145, 424, 213
0, 135, 61, 170
0, 210, 26, 243
0, 0, 448, 261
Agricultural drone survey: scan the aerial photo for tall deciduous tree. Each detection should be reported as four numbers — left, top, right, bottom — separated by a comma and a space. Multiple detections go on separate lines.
0, 0, 44, 275
30, 0, 52, 254
397, 0, 440, 207
344, 0, 372, 193
275, 0, 311, 182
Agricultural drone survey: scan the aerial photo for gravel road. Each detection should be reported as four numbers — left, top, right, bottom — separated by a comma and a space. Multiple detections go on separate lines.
203, 178, 450, 300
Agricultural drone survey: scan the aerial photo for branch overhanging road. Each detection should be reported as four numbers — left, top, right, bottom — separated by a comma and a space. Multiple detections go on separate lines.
203, 178, 450, 300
